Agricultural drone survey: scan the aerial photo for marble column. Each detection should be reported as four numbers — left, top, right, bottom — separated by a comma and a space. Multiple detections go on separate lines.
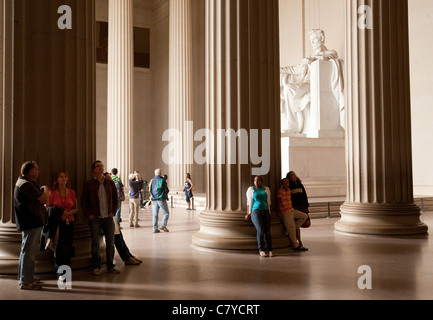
168, 0, 194, 191
107, 0, 134, 185
0, 0, 96, 274
192, 0, 288, 251
0, 0, 18, 273
335, 0, 428, 235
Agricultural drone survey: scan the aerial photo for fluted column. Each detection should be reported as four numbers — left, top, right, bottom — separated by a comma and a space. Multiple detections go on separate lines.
335, 0, 428, 235
168, 0, 194, 191
0, 0, 19, 269
0, 0, 96, 274
192, 0, 287, 251
107, 0, 134, 185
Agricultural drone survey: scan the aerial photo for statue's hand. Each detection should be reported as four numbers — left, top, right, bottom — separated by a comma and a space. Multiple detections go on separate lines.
301, 58, 311, 65
311, 54, 331, 62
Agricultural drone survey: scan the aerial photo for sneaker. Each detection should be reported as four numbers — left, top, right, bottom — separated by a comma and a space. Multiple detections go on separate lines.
293, 246, 309, 252
33, 276, 42, 284
132, 256, 142, 264
135, 223, 141, 228
153, 229, 160, 233
129, 223, 134, 228
160, 226, 169, 232
19, 282, 42, 290
108, 267, 120, 274
259, 251, 268, 257
268, 251, 275, 257
91, 268, 100, 276
125, 257, 140, 265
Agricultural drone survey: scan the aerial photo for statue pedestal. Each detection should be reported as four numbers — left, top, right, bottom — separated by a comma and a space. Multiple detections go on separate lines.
305, 60, 344, 139
281, 134, 346, 198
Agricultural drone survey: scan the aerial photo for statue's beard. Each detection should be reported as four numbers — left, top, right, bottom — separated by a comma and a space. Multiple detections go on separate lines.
314, 45, 327, 54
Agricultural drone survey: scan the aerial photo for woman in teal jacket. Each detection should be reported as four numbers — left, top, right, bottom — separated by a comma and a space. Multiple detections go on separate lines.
246, 176, 273, 257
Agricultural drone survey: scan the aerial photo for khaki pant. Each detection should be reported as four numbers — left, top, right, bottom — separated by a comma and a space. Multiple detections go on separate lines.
281, 209, 308, 247
129, 198, 140, 224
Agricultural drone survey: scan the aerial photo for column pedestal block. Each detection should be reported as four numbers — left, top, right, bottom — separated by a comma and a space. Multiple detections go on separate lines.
193, 212, 289, 252
336, 203, 428, 236
0, 224, 106, 275
281, 135, 346, 198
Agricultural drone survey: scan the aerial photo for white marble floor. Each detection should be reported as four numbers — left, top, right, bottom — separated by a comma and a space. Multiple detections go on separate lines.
1, 204, 432, 301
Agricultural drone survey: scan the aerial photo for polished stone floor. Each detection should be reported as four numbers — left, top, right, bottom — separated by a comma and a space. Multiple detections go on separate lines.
1, 204, 432, 301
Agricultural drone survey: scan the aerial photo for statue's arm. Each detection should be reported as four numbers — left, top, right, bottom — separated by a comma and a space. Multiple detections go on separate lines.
311, 50, 339, 61
281, 59, 309, 74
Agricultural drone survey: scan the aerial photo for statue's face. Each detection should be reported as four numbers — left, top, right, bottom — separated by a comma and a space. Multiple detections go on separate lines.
310, 33, 324, 53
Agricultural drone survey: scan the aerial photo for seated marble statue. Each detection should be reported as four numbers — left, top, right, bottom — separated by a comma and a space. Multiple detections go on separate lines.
280, 29, 345, 134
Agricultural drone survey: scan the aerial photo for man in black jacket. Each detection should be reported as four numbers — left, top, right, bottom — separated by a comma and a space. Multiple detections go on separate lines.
14, 161, 49, 290
81, 160, 119, 276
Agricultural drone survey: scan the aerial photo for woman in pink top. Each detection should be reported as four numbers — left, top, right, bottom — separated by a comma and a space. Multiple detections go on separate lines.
49, 171, 78, 270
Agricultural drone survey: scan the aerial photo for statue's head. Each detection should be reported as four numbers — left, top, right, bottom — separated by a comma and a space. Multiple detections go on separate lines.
309, 29, 326, 53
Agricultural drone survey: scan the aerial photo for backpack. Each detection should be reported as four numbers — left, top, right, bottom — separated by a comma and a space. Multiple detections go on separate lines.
149, 177, 168, 201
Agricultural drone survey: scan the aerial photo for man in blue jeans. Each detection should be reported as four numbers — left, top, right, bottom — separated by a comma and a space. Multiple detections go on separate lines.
81, 161, 119, 275
149, 168, 170, 233
14, 161, 50, 290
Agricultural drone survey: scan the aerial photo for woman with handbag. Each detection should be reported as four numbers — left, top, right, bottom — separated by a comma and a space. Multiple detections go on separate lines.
246, 176, 274, 257
48, 171, 78, 274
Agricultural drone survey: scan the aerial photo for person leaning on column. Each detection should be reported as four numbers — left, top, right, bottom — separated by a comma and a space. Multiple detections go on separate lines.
246, 176, 274, 258
14, 161, 50, 290
104, 173, 142, 266
287, 171, 311, 249
277, 178, 309, 251
46, 170, 79, 276
81, 160, 120, 276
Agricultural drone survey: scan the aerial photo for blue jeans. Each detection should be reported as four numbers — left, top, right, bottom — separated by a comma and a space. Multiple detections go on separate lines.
152, 199, 170, 231
18, 227, 42, 284
115, 202, 122, 223
89, 217, 115, 270
251, 210, 272, 252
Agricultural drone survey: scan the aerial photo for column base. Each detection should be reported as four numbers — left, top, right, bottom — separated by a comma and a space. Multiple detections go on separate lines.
335, 203, 429, 236
192, 211, 290, 252
0, 224, 106, 275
